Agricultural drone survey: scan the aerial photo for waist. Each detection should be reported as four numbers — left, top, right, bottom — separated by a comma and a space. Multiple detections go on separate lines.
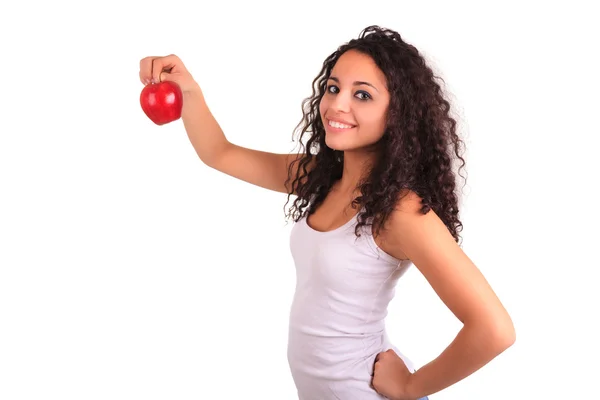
289, 299, 387, 336
287, 327, 388, 367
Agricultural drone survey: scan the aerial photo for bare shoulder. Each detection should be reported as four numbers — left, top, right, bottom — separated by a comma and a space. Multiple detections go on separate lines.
379, 188, 465, 278
377, 189, 441, 261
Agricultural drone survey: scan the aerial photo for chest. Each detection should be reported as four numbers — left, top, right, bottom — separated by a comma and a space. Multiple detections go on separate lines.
305, 194, 408, 261
306, 195, 358, 233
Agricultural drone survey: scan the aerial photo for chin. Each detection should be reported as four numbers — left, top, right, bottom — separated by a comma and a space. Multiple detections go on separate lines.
325, 135, 374, 152
324, 137, 350, 151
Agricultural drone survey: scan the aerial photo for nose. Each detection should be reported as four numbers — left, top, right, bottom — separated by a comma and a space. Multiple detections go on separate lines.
331, 91, 351, 113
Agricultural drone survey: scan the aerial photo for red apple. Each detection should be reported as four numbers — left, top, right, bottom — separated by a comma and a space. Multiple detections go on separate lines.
140, 81, 183, 125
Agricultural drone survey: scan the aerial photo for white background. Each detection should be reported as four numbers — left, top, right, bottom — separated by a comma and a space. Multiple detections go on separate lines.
1, 1, 598, 399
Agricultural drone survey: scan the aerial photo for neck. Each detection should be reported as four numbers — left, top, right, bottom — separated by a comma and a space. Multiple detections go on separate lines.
335, 149, 377, 195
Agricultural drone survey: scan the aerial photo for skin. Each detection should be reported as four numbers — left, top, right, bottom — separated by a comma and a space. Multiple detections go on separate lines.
315, 50, 516, 400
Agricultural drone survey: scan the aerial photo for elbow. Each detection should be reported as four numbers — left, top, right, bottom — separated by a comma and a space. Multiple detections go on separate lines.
488, 314, 516, 353
497, 321, 516, 352
467, 312, 516, 355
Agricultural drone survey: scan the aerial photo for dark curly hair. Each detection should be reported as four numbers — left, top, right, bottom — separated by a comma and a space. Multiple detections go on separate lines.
283, 25, 467, 244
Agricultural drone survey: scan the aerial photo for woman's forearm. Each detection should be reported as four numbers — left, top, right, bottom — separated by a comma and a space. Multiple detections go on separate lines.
406, 320, 516, 398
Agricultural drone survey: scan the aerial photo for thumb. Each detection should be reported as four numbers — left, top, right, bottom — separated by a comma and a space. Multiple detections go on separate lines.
159, 70, 175, 83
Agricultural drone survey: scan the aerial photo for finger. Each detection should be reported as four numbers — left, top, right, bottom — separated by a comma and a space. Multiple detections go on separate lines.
370, 375, 379, 391
139, 56, 158, 85
152, 54, 181, 83
374, 360, 382, 373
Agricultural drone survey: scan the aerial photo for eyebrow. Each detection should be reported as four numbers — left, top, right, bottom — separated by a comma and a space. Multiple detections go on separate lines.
328, 76, 380, 93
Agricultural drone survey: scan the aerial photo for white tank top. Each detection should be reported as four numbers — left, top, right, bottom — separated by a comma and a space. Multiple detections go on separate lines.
287, 210, 416, 399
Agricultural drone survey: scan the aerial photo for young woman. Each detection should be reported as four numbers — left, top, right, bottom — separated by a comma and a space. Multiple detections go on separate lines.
139, 25, 515, 400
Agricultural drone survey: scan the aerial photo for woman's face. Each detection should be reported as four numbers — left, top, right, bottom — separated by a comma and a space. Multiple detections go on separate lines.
319, 49, 390, 152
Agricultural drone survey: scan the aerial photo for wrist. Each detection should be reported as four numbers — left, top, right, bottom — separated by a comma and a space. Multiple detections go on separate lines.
182, 83, 202, 98
404, 371, 423, 400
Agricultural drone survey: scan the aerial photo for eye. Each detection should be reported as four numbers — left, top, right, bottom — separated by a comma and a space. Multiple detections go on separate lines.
355, 91, 372, 101
326, 84, 339, 94
326, 84, 372, 101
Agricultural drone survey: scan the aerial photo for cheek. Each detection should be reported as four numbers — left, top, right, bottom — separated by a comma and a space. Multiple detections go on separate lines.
360, 111, 387, 134
318, 98, 328, 117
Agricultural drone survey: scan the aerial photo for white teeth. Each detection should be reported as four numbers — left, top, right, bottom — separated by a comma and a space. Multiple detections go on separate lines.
328, 120, 354, 129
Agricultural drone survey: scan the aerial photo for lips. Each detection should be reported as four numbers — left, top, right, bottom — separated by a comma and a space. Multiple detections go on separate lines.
327, 118, 356, 128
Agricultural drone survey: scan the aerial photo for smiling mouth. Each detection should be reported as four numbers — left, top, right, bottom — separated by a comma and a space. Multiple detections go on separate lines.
327, 119, 356, 129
